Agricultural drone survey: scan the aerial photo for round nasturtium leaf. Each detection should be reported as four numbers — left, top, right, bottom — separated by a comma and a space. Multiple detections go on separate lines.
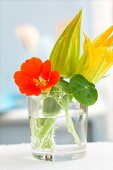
69, 74, 98, 106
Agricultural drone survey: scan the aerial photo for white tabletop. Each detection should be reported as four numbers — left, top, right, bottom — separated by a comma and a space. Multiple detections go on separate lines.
0, 143, 113, 170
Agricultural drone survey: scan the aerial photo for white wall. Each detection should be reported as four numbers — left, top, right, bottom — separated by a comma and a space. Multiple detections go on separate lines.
0, 0, 91, 92
89, 0, 113, 141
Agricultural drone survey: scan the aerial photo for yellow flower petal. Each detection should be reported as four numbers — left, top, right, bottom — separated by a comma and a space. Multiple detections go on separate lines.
101, 35, 113, 47
75, 33, 113, 83
93, 25, 113, 47
50, 9, 82, 78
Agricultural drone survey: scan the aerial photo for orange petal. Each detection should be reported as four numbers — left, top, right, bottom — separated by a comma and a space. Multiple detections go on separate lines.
45, 70, 60, 89
14, 71, 33, 86
19, 86, 41, 96
14, 71, 41, 96
21, 57, 42, 79
40, 60, 51, 81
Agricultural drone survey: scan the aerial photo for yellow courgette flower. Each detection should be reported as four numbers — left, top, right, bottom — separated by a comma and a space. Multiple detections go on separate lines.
50, 9, 82, 78
75, 26, 113, 83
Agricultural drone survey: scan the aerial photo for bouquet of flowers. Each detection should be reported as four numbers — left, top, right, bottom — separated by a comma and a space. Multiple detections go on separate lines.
14, 9, 113, 161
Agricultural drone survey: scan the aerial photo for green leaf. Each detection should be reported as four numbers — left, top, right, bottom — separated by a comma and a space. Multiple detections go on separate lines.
57, 79, 71, 94
50, 9, 82, 78
69, 74, 98, 106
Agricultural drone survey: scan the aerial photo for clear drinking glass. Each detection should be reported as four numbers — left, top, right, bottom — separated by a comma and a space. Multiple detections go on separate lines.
28, 92, 87, 161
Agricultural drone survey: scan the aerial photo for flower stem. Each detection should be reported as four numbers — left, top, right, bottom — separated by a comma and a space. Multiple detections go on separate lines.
65, 107, 81, 145
30, 117, 55, 150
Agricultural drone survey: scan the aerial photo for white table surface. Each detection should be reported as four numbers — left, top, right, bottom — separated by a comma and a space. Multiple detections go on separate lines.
0, 143, 113, 170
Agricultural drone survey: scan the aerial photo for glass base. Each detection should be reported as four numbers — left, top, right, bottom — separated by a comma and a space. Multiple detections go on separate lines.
32, 144, 86, 161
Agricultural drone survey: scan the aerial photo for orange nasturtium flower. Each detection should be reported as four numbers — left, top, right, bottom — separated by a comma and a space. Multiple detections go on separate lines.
14, 57, 60, 96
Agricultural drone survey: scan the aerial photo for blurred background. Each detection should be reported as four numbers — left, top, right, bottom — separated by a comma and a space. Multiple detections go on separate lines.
0, 0, 113, 144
